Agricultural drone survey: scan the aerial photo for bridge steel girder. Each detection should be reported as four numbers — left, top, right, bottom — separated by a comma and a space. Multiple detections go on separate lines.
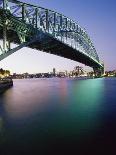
0, 0, 104, 71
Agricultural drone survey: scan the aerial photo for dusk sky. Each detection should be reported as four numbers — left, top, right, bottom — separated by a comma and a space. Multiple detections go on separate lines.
0, 0, 116, 73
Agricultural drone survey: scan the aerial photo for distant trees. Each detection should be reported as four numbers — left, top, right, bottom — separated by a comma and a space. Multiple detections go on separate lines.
0, 68, 5, 75
5, 70, 10, 76
0, 68, 10, 78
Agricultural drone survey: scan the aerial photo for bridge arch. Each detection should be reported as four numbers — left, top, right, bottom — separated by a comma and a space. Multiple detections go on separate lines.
0, 0, 104, 74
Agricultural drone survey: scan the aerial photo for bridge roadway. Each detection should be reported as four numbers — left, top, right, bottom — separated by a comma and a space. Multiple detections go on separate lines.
0, 0, 104, 74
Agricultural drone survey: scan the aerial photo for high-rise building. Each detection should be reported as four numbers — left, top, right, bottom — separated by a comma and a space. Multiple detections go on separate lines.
53, 68, 56, 76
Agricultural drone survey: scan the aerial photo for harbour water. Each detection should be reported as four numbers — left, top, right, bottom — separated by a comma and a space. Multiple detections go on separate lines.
0, 78, 116, 154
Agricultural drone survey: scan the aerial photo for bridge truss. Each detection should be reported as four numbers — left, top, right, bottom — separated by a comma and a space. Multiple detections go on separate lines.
0, 0, 104, 73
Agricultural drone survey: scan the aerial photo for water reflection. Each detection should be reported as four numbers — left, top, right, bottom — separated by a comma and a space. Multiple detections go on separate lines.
1, 78, 105, 129
59, 79, 68, 103
72, 78, 104, 109
69, 78, 104, 133
1, 78, 115, 155
0, 117, 3, 135
50, 78, 105, 137
0, 117, 6, 145
3, 79, 53, 119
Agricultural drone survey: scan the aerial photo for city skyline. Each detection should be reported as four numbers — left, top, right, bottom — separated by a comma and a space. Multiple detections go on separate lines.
0, 0, 116, 73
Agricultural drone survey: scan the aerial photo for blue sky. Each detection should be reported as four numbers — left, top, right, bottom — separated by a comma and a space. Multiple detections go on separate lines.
0, 0, 116, 73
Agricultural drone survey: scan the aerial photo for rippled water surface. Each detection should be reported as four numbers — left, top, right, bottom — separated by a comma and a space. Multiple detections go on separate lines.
0, 78, 116, 154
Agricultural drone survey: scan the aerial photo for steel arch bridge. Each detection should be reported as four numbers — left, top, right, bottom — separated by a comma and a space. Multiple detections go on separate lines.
0, 0, 104, 74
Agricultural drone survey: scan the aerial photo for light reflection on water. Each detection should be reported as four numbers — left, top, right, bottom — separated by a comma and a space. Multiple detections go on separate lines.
0, 78, 116, 154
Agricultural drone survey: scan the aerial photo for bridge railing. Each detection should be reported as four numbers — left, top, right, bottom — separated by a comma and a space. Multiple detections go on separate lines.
0, 0, 100, 64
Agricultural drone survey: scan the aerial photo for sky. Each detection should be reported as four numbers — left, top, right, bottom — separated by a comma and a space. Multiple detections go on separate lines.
0, 0, 116, 73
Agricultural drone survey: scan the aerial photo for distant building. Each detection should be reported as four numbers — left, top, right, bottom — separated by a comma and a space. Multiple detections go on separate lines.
53, 68, 56, 76
58, 72, 65, 77
65, 70, 68, 76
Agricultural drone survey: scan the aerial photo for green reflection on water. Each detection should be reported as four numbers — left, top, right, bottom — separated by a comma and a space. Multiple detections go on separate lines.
67, 78, 104, 135
73, 78, 104, 108
37, 78, 105, 140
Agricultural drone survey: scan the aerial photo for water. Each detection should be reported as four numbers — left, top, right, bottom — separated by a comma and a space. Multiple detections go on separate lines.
0, 78, 116, 154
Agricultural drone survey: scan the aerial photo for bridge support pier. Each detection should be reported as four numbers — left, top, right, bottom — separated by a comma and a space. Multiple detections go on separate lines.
93, 66, 104, 78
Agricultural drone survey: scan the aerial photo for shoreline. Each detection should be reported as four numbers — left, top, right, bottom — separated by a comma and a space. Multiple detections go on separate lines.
0, 79, 13, 94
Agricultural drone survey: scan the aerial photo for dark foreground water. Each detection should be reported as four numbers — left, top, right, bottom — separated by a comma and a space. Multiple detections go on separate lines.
0, 78, 116, 155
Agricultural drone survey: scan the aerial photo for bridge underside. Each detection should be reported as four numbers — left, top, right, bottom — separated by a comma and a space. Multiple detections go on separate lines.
0, 27, 101, 69
29, 37, 100, 68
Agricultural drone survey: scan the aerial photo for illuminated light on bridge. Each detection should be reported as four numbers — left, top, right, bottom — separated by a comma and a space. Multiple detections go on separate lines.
0, 0, 104, 75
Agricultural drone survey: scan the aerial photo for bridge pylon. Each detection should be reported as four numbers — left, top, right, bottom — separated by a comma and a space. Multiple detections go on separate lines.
93, 64, 104, 78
